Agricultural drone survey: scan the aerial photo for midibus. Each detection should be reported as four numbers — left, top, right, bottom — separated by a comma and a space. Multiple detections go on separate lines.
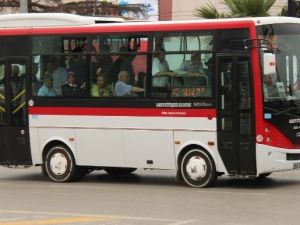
1, 13, 300, 187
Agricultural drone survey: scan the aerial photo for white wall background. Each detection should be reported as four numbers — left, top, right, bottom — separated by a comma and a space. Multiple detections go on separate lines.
171, 0, 288, 20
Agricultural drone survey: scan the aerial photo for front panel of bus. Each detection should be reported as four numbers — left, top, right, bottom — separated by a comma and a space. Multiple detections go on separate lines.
257, 23, 300, 149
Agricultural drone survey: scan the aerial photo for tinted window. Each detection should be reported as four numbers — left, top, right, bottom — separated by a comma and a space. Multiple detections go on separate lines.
218, 29, 249, 51
90, 34, 147, 98
0, 36, 28, 57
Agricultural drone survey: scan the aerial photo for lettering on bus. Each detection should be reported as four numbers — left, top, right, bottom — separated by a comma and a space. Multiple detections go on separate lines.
171, 88, 206, 98
193, 102, 213, 108
161, 111, 187, 116
289, 119, 300, 124
156, 103, 192, 108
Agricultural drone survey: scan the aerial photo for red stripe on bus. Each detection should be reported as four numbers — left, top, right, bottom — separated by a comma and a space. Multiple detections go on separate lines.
0, 21, 254, 36
28, 107, 216, 118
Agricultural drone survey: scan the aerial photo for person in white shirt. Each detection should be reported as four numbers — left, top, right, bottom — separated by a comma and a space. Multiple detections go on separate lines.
152, 48, 175, 88
51, 58, 67, 96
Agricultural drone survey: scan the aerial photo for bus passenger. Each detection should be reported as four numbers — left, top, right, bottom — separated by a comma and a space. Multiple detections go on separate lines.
152, 48, 175, 88
203, 58, 213, 86
32, 63, 41, 96
179, 52, 204, 74
115, 71, 144, 97
110, 46, 136, 85
179, 52, 207, 87
91, 74, 113, 97
69, 47, 85, 86
62, 71, 84, 97
52, 57, 67, 96
44, 62, 54, 79
37, 77, 56, 97
91, 45, 113, 83
11, 65, 24, 96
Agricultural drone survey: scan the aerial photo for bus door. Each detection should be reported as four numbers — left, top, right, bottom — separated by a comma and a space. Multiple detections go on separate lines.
0, 59, 32, 166
216, 55, 256, 175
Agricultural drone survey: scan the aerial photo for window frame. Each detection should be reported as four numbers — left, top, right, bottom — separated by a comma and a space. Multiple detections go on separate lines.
149, 30, 216, 100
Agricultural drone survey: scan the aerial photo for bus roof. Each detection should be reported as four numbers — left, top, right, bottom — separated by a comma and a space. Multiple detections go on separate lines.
0, 15, 300, 35
1, 13, 300, 29
0, 13, 126, 28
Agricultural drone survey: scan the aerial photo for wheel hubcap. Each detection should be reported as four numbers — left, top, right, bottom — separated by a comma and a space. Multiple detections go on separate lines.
50, 153, 68, 175
186, 156, 207, 180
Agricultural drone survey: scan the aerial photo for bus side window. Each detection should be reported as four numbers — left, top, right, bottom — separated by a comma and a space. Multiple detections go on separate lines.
151, 32, 214, 98
0, 64, 5, 126
90, 35, 147, 98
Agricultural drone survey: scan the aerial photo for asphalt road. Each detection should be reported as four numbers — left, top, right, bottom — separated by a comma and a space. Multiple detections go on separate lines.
0, 167, 300, 225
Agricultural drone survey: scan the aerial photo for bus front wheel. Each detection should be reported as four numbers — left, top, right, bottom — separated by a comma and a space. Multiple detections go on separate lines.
180, 149, 217, 188
44, 145, 84, 182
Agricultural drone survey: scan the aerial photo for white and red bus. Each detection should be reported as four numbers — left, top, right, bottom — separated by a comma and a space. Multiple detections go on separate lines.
1, 13, 300, 187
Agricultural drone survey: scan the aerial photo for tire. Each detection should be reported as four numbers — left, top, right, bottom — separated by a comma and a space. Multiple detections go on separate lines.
105, 167, 137, 177
44, 145, 85, 182
181, 149, 217, 188
41, 164, 48, 177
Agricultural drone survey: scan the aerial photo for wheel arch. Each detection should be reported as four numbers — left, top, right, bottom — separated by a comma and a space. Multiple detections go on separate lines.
177, 143, 218, 172
41, 138, 76, 164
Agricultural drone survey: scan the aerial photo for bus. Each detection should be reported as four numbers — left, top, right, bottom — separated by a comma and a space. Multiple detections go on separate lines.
1, 13, 300, 188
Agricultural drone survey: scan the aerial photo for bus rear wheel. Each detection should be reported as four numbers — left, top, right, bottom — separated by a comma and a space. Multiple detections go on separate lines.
180, 149, 217, 188
105, 167, 137, 177
44, 145, 85, 182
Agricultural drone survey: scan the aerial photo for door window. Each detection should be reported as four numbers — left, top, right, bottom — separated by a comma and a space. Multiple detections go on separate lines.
238, 59, 252, 137
219, 60, 233, 131
10, 63, 26, 127
217, 56, 256, 175
0, 63, 5, 126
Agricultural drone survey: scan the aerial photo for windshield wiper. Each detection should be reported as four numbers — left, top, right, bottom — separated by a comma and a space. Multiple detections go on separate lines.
264, 106, 300, 116
274, 107, 300, 116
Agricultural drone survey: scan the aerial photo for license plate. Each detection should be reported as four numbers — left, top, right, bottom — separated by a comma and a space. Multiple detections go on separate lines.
293, 162, 300, 170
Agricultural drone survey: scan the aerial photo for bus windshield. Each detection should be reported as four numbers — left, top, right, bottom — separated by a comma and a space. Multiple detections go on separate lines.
257, 24, 300, 107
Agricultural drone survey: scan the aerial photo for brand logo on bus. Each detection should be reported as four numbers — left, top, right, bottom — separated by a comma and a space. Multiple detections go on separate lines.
289, 119, 300, 124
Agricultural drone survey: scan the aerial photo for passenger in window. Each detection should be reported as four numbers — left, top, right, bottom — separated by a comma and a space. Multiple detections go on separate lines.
91, 45, 113, 83
44, 62, 54, 80
91, 74, 113, 97
152, 48, 175, 88
115, 71, 144, 97
179, 52, 204, 73
179, 52, 207, 87
37, 77, 56, 97
10, 65, 26, 126
69, 47, 85, 86
203, 58, 213, 86
11, 65, 25, 98
110, 46, 136, 85
62, 71, 84, 97
52, 57, 67, 96
32, 63, 41, 96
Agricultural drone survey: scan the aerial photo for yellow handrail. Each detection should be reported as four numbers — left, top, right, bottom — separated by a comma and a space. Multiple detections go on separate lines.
12, 89, 25, 102
12, 102, 25, 114
0, 105, 5, 112
0, 94, 4, 100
